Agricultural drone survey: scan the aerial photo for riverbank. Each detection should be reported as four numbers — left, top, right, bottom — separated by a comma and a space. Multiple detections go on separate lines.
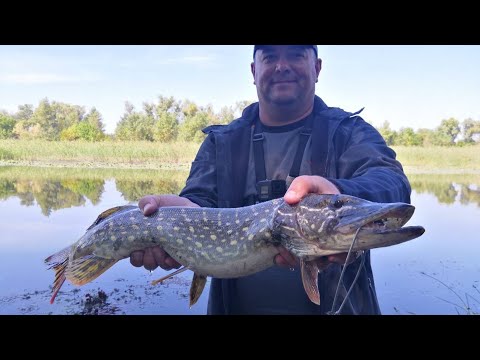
2, 160, 480, 175
0, 140, 479, 173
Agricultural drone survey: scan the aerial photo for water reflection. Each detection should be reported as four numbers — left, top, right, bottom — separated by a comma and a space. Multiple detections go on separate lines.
408, 174, 480, 207
0, 168, 479, 216
116, 179, 183, 202
0, 167, 479, 315
0, 167, 188, 216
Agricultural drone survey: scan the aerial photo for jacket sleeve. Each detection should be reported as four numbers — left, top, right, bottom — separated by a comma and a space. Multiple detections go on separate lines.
179, 132, 218, 208
327, 117, 411, 204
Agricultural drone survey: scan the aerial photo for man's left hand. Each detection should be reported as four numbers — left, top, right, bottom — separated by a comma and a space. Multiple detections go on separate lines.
274, 175, 356, 268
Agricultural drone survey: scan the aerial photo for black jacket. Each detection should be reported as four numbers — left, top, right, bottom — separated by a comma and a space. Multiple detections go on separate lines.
179, 96, 411, 314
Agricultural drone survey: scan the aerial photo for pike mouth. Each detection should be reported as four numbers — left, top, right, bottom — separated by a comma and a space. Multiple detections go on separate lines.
335, 203, 425, 249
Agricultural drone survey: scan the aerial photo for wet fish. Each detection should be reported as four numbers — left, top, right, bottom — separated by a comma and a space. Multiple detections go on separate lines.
45, 194, 425, 306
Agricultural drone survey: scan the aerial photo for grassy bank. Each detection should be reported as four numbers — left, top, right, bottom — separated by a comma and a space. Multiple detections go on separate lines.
0, 140, 200, 170
393, 145, 480, 173
0, 140, 479, 173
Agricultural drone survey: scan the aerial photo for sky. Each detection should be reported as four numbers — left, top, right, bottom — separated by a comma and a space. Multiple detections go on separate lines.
0, 45, 479, 134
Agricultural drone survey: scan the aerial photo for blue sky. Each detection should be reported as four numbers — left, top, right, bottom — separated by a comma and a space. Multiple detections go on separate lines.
0, 45, 479, 134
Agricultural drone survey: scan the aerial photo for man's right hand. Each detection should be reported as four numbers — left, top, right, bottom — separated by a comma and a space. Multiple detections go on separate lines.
129, 194, 200, 271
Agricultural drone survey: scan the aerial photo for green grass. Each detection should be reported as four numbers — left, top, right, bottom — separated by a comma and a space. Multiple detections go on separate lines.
393, 145, 480, 173
0, 140, 479, 172
0, 139, 200, 169
0, 165, 189, 183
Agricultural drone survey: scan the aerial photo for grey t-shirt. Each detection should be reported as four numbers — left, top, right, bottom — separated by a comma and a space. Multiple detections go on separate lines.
233, 117, 321, 314
243, 118, 313, 201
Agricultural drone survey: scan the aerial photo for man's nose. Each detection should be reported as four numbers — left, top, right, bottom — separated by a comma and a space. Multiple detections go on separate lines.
274, 58, 291, 72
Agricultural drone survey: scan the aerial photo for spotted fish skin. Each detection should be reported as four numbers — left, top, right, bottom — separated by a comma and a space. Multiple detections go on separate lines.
45, 194, 425, 305
82, 198, 284, 278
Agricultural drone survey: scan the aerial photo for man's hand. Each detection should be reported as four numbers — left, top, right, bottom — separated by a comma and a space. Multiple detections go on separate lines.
129, 195, 200, 271
274, 175, 357, 269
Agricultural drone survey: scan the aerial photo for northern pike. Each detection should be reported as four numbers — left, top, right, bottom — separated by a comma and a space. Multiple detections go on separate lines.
45, 194, 425, 306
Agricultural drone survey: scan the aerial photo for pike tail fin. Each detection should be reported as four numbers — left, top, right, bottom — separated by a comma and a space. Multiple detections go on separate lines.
45, 246, 72, 304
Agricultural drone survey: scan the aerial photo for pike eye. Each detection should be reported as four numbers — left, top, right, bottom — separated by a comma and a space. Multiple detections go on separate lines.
333, 199, 344, 209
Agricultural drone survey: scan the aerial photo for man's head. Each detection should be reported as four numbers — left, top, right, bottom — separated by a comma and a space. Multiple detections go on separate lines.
251, 45, 322, 110
253, 45, 318, 59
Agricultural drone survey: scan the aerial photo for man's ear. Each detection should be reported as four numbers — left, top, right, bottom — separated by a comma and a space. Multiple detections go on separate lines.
251, 62, 256, 84
316, 58, 322, 78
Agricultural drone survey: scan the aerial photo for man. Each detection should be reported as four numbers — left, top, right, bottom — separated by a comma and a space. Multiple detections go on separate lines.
130, 45, 411, 314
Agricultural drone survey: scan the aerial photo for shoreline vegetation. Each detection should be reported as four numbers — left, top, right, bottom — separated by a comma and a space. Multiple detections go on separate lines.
0, 140, 479, 174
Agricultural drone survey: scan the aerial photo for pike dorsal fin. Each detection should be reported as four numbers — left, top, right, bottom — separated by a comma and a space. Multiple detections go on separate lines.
189, 273, 207, 308
86, 205, 136, 231
300, 259, 320, 305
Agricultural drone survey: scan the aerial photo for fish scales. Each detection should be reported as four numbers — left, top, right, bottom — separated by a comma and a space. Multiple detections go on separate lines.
45, 194, 425, 306
76, 199, 284, 278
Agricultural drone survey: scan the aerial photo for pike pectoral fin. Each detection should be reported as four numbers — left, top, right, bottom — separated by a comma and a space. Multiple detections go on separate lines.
151, 266, 188, 286
300, 259, 320, 305
65, 255, 117, 286
189, 273, 207, 308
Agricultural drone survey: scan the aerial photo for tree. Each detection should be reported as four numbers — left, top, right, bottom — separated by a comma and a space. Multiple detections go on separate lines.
30, 98, 58, 140
143, 102, 155, 119
462, 118, 480, 143
178, 111, 209, 142
84, 107, 105, 133
14, 104, 34, 121
153, 112, 178, 142
60, 122, 104, 141
234, 100, 255, 117
435, 118, 460, 146
115, 112, 155, 141
13, 121, 42, 140
377, 121, 397, 145
216, 106, 235, 125
181, 100, 199, 119
0, 113, 16, 139
51, 101, 85, 134
416, 128, 436, 146
396, 127, 422, 146
156, 95, 180, 114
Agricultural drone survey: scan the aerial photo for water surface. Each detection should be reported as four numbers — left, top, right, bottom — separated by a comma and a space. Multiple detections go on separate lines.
0, 167, 478, 315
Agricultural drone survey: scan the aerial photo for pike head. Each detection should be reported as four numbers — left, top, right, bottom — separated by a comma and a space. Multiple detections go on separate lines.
272, 193, 425, 259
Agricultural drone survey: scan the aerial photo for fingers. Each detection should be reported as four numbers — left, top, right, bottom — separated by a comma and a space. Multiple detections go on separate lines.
328, 253, 348, 265
274, 246, 298, 268
284, 175, 340, 205
152, 246, 181, 270
139, 195, 161, 216
130, 250, 145, 267
152, 246, 167, 267
143, 247, 158, 271
130, 246, 182, 271
138, 194, 201, 216
328, 252, 361, 266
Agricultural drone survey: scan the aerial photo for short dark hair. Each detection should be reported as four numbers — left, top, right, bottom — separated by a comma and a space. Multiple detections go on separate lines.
253, 45, 318, 58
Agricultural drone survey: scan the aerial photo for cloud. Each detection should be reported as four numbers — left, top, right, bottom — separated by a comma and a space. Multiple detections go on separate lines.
156, 55, 216, 65
0, 72, 99, 84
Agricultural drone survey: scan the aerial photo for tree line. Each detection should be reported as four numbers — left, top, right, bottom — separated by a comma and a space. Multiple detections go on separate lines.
377, 119, 480, 146
1, 96, 479, 145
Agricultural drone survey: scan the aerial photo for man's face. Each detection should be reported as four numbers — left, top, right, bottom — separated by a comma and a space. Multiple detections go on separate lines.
251, 45, 321, 106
